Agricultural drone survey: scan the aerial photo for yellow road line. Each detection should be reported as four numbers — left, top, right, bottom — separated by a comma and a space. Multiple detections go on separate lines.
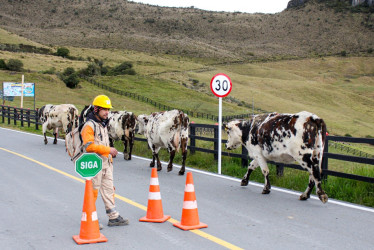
0, 147, 243, 250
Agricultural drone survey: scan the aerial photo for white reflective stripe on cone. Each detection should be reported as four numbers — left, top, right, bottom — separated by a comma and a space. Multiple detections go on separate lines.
150, 177, 159, 186
92, 211, 98, 221
185, 184, 195, 192
183, 200, 198, 209
148, 192, 161, 200
81, 212, 87, 221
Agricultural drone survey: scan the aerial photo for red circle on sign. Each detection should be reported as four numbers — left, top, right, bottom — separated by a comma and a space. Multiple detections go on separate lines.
210, 73, 232, 98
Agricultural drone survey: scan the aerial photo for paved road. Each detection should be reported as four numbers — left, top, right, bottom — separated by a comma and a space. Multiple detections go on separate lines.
0, 127, 373, 250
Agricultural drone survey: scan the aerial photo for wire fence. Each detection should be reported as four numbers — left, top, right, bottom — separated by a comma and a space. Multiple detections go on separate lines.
1, 105, 374, 183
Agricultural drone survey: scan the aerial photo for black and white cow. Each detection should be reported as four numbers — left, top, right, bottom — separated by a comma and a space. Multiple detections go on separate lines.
108, 111, 137, 160
224, 111, 328, 203
137, 109, 189, 175
38, 104, 79, 145
79, 105, 137, 160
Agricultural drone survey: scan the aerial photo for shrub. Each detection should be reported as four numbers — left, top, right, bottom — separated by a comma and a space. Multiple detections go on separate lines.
0, 59, 6, 69
56, 47, 70, 57
60, 67, 80, 89
6, 59, 23, 71
340, 50, 347, 57
109, 61, 136, 76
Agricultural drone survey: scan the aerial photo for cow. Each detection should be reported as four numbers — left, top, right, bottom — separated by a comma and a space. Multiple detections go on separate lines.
78, 105, 93, 126
224, 111, 328, 203
137, 109, 189, 175
107, 111, 137, 160
38, 104, 79, 145
80, 105, 137, 160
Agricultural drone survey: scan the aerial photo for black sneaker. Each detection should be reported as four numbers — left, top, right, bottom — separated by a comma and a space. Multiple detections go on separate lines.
108, 215, 129, 227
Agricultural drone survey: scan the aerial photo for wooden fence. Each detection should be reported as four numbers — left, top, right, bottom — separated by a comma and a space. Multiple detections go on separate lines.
1, 105, 373, 183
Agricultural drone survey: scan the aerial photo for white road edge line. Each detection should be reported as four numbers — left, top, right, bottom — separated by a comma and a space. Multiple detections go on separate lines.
2, 126, 374, 213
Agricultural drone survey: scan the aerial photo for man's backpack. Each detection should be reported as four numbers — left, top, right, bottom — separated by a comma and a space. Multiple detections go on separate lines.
65, 120, 96, 161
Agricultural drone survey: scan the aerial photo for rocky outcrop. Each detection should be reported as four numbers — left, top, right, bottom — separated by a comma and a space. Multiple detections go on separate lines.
287, 0, 373, 8
287, 0, 310, 8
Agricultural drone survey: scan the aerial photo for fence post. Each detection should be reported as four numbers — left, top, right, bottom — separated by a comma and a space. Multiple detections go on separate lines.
276, 164, 284, 177
20, 108, 24, 127
13, 107, 17, 125
322, 137, 329, 181
1, 105, 4, 123
27, 109, 30, 127
241, 146, 248, 167
7, 106, 10, 124
190, 124, 196, 154
35, 108, 39, 130
214, 125, 218, 161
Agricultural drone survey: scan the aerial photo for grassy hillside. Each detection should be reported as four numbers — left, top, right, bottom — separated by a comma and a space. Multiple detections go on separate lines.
0, 28, 374, 137
0, 0, 373, 60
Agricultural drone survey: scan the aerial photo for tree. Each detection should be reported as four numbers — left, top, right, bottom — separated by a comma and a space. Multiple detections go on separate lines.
0, 59, 6, 69
57, 47, 70, 57
61, 67, 80, 89
6, 59, 23, 71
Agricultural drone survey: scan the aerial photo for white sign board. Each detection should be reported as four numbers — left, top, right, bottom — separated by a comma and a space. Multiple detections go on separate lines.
210, 73, 232, 98
3, 82, 35, 97
210, 73, 232, 174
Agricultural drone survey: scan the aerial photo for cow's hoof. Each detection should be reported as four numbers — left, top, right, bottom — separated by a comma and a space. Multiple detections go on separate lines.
124, 153, 130, 160
299, 193, 310, 201
178, 171, 185, 176
44, 140, 48, 145
262, 189, 271, 194
157, 166, 162, 171
150, 162, 155, 168
167, 165, 172, 172
240, 179, 249, 186
318, 192, 328, 204
53, 140, 57, 144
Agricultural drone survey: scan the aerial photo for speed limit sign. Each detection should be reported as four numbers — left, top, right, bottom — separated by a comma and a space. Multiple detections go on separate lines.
210, 73, 232, 98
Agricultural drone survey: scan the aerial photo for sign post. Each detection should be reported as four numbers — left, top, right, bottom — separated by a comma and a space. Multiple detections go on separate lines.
210, 73, 232, 174
20, 75, 24, 108
75, 153, 103, 179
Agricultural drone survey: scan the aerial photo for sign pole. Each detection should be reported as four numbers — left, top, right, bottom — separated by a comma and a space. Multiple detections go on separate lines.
218, 97, 222, 174
210, 73, 232, 175
20, 75, 24, 108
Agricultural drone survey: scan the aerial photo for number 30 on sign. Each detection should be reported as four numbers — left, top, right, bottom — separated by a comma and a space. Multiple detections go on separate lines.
210, 73, 232, 98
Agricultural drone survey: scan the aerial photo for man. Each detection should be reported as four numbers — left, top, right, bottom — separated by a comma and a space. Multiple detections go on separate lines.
81, 94, 128, 227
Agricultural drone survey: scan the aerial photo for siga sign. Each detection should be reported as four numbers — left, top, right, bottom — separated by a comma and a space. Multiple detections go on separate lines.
210, 73, 232, 98
75, 153, 102, 179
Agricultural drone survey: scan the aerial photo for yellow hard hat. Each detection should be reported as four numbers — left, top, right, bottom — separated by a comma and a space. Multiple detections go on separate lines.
92, 95, 113, 109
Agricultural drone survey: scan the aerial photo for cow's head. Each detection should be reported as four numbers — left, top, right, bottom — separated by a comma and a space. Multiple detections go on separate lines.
224, 120, 243, 150
136, 114, 149, 136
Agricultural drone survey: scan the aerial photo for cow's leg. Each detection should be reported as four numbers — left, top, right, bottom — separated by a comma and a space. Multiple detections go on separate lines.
256, 157, 271, 194
42, 123, 48, 144
53, 127, 58, 144
179, 138, 188, 175
109, 137, 114, 147
300, 153, 328, 203
150, 154, 155, 168
167, 149, 175, 172
128, 136, 134, 160
155, 153, 162, 171
122, 136, 130, 161
241, 160, 259, 186
300, 174, 315, 201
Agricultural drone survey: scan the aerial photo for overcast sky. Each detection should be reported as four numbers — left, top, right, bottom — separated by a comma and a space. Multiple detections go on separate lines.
131, 0, 290, 14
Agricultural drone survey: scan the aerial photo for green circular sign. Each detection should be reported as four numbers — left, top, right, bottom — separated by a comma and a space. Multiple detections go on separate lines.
75, 153, 103, 179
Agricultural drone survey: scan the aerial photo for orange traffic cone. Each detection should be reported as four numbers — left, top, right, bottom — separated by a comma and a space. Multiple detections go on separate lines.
73, 179, 107, 244
173, 172, 208, 230
139, 168, 171, 223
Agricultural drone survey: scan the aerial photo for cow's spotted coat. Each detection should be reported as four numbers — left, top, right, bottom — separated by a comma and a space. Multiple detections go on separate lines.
224, 111, 328, 203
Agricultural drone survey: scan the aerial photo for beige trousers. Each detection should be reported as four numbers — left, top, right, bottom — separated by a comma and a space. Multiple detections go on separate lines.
92, 163, 119, 220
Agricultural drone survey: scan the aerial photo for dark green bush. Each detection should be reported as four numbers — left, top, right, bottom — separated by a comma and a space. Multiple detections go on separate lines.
108, 61, 136, 76
56, 47, 70, 57
0, 59, 6, 69
6, 59, 23, 71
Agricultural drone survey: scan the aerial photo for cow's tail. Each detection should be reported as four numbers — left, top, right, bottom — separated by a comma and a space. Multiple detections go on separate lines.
315, 118, 327, 172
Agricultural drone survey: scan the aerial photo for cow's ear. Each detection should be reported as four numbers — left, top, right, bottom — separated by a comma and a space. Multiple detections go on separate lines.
223, 123, 228, 131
